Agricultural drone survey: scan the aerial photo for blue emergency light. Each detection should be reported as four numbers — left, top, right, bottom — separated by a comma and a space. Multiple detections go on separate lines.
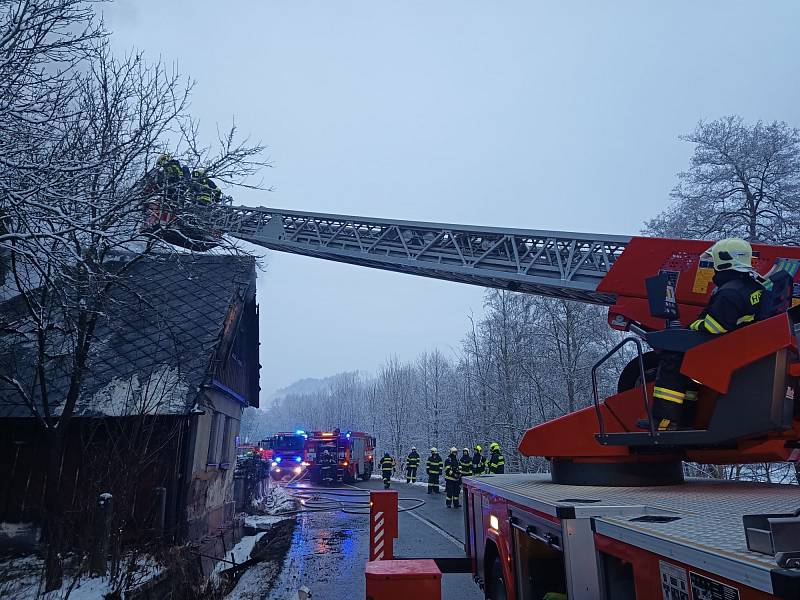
294, 455, 302, 463
296, 429, 305, 435
275, 456, 282, 463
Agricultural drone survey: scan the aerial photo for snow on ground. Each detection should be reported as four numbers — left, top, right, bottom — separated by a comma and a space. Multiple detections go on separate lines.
225, 561, 282, 600
211, 532, 266, 578
0, 552, 163, 600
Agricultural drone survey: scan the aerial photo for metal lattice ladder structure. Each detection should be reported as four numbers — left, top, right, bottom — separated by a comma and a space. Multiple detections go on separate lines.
222, 206, 631, 305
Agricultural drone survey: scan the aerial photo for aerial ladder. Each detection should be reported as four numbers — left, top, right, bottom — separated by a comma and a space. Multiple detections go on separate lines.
199, 204, 800, 486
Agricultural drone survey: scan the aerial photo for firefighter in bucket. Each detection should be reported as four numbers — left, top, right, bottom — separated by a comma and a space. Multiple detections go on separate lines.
144, 154, 228, 250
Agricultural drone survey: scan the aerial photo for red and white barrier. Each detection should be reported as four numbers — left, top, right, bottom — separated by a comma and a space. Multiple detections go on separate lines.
369, 490, 398, 561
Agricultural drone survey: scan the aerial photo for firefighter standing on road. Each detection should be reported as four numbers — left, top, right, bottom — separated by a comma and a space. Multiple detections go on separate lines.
637, 238, 775, 432
380, 452, 395, 489
472, 444, 486, 475
426, 448, 442, 494
444, 447, 462, 508
459, 448, 473, 478
319, 449, 336, 485
406, 446, 420, 483
488, 442, 505, 474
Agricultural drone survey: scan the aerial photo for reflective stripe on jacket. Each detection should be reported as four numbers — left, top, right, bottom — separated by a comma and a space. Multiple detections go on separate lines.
426, 455, 443, 474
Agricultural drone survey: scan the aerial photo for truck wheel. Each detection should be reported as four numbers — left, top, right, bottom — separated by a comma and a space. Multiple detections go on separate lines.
361, 465, 372, 481
486, 557, 508, 600
617, 351, 659, 393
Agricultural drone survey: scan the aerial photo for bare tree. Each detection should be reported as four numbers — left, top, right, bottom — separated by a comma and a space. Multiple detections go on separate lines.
645, 116, 800, 243
1, 27, 268, 588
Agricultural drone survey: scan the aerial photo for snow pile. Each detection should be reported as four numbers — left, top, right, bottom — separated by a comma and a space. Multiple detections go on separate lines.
245, 484, 297, 531
250, 484, 297, 516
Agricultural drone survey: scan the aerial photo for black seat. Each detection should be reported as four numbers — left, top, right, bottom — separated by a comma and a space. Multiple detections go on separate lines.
645, 329, 713, 353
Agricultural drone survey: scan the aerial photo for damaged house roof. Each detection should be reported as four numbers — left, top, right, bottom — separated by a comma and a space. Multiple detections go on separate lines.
0, 254, 256, 419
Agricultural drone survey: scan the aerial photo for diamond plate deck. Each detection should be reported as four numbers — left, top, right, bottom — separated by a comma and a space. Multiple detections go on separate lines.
466, 473, 800, 593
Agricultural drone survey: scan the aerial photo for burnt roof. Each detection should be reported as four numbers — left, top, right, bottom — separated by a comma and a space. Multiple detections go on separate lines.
0, 253, 256, 418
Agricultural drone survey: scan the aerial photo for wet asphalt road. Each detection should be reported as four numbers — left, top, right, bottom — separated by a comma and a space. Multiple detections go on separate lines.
266, 478, 483, 600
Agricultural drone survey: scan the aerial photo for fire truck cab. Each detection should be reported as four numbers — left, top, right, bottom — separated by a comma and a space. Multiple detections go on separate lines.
267, 431, 308, 480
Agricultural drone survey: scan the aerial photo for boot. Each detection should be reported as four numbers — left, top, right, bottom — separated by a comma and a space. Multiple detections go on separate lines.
446, 500, 451, 508
637, 393, 688, 431
427, 487, 432, 494
636, 417, 688, 431
454, 500, 461, 508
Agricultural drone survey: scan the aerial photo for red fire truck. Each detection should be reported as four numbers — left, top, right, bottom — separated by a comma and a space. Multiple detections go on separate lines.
266, 431, 308, 480
304, 429, 376, 483
459, 237, 800, 600
204, 207, 800, 598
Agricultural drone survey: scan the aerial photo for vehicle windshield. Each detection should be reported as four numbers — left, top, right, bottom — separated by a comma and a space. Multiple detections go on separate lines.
273, 435, 305, 452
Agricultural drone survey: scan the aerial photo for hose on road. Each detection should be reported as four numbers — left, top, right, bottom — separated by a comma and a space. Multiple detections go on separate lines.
270, 483, 426, 516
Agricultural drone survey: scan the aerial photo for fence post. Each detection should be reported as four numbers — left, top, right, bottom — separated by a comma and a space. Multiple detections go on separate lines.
152, 487, 166, 538
91, 492, 113, 575
369, 490, 398, 561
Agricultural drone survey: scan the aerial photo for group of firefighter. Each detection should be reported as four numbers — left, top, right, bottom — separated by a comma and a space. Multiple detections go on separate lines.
378, 443, 505, 508
151, 154, 223, 205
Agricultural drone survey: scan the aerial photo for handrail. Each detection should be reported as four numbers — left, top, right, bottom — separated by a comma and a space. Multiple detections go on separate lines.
592, 337, 652, 438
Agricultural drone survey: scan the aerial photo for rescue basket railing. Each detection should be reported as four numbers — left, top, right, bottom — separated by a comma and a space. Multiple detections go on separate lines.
592, 336, 653, 437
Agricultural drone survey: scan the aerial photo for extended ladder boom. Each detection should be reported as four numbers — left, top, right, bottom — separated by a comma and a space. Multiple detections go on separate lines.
223, 206, 631, 305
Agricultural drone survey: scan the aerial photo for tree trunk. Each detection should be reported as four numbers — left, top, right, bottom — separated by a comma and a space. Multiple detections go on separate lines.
44, 426, 66, 592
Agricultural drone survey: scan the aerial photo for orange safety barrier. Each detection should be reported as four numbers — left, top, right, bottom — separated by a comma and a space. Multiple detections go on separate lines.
365, 559, 441, 600
369, 490, 398, 561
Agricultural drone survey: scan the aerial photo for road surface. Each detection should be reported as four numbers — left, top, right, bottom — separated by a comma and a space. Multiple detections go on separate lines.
266, 477, 483, 600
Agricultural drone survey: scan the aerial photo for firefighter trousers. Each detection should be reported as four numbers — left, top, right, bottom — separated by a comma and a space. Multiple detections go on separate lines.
445, 479, 461, 507
382, 469, 392, 489
653, 351, 698, 426
427, 474, 440, 493
406, 466, 418, 483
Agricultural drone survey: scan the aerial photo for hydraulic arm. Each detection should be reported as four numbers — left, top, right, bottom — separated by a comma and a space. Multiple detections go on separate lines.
215, 205, 800, 484
222, 206, 629, 305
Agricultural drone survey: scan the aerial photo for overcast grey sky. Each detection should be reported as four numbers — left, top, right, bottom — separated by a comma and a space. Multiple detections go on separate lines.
105, 1, 800, 401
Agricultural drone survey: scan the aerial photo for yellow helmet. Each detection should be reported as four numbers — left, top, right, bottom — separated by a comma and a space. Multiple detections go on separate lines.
474, 444, 482, 452
156, 153, 171, 166
702, 238, 754, 273
489, 442, 500, 452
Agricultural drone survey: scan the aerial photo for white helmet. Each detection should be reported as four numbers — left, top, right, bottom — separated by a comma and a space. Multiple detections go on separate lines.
702, 238, 754, 273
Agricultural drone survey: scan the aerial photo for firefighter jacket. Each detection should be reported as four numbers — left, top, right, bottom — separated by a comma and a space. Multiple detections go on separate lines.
488, 450, 505, 474
459, 454, 473, 477
444, 455, 461, 481
426, 453, 443, 475
380, 455, 395, 472
689, 271, 764, 335
472, 451, 486, 474
406, 451, 420, 468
